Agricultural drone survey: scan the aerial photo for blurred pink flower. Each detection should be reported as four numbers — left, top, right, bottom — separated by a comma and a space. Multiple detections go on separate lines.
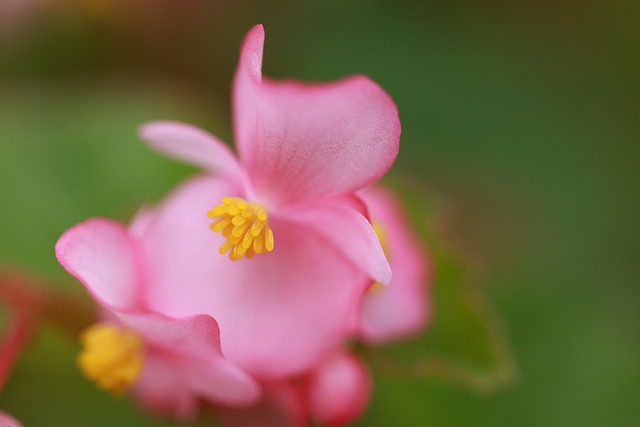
0, 411, 22, 427
137, 24, 401, 378
219, 381, 307, 427
220, 351, 370, 427
56, 218, 260, 420
358, 186, 432, 344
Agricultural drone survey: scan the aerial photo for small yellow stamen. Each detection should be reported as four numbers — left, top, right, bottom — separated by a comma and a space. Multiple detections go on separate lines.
208, 197, 274, 260
77, 323, 144, 395
369, 221, 391, 294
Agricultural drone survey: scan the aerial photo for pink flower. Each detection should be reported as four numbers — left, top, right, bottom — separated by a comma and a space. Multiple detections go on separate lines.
220, 351, 370, 427
219, 382, 308, 427
137, 24, 401, 378
55, 218, 260, 420
0, 411, 22, 427
358, 186, 432, 344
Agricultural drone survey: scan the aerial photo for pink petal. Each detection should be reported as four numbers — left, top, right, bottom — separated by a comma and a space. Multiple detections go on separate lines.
55, 218, 142, 311
135, 352, 199, 421
140, 176, 370, 379
358, 186, 432, 343
220, 382, 307, 427
128, 204, 156, 238
232, 24, 263, 171
233, 25, 401, 205
0, 411, 22, 427
139, 121, 244, 182
118, 312, 261, 406
305, 352, 371, 427
280, 199, 391, 286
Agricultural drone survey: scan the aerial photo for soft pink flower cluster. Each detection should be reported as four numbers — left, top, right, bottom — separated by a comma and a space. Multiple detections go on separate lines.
56, 25, 431, 426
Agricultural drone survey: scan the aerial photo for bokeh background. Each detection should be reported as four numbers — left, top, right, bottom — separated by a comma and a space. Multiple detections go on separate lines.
1, 0, 638, 426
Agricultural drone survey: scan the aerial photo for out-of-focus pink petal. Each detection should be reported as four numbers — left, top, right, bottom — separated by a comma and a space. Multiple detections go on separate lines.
305, 352, 371, 427
116, 311, 222, 355
135, 352, 199, 421
232, 24, 263, 170
128, 204, 156, 238
117, 312, 260, 406
141, 176, 369, 379
329, 194, 370, 219
358, 186, 432, 344
139, 121, 244, 182
220, 382, 307, 427
0, 411, 22, 427
233, 25, 401, 205
281, 201, 391, 286
55, 218, 141, 311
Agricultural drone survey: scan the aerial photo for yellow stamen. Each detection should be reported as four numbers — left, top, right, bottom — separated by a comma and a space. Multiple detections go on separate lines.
208, 197, 274, 260
369, 221, 391, 294
77, 323, 144, 396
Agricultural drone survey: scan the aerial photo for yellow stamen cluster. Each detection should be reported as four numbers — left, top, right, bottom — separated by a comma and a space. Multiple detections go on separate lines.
369, 221, 390, 294
208, 197, 275, 260
77, 323, 144, 395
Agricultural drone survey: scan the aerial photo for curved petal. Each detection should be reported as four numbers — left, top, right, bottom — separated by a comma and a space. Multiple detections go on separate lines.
118, 312, 260, 406
55, 218, 141, 311
232, 24, 263, 167
305, 352, 371, 427
134, 352, 199, 421
280, 200, 391, 286
358, 186, 432, 343
233, 25, 401, 205
128, 204, 156, 239
141, 176, 370, 379
139, 121, 244, 181
182, 356, 262, 408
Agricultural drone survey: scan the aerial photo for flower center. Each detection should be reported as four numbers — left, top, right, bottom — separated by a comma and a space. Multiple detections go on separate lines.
77, 323, 144, 395
369, 221, 390, 294
208, 197, 275, 260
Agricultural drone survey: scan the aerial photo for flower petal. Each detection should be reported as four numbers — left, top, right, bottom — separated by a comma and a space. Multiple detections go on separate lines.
118, 311, 261, 407
55, 218, 141, 311
134, 352, 199, 421
139, 121, 244, 181
140, 176, 370, 379
280, 199, 391, 286
232, 24, 264, 169
233, 25, 401, 204
305, 352, 371, 427
220, 382, 307, 427
358, 186, 432, 343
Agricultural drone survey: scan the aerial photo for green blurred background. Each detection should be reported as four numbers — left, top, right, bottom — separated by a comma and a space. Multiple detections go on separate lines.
1, 0, 638, 425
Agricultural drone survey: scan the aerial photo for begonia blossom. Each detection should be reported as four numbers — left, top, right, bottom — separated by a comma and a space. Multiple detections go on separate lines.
137, 24, 401, 378
358, 185, 432, 344
220, 350, 370, 427
55, 218, 260, 420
